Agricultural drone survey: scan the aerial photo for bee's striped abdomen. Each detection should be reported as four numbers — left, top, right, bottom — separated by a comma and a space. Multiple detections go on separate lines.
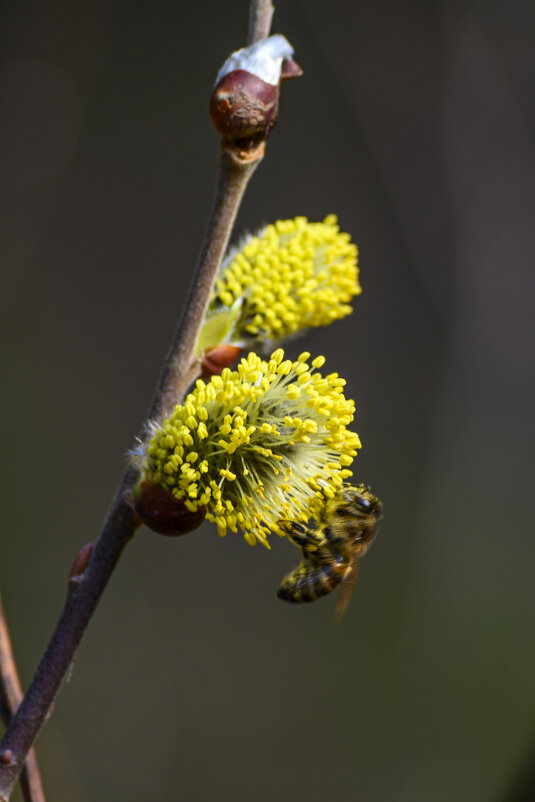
277, 558, 348, 603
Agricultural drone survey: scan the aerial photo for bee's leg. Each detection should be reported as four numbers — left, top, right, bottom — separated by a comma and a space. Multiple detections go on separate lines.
278, 521, 324, 551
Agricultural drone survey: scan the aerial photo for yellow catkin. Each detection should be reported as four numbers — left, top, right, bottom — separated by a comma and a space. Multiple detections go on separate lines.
142, 350, 360, 546
197, 216, 360, 352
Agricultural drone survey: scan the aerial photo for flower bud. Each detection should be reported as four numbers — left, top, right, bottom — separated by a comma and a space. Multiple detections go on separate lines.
68, 543, 94, 582
133, 480, 206, 537
210, 69, 279, 146
210, 34, 302, 150
201, 344, 243, 379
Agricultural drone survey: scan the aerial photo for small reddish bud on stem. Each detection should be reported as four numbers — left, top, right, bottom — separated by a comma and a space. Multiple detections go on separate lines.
133, 481, 206, 537
201, 344, 243, 378
210, 34, 301, 153
210, 70, 280, 149
68, 543, 94, 583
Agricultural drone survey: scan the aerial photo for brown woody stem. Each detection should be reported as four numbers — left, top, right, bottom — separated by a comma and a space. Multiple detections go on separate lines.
248, 0, 275, 43
0, 596, 46, 802
147, 148, 261, 426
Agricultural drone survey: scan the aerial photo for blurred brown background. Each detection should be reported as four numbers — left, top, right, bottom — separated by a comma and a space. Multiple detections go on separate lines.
1, 1, 534, 800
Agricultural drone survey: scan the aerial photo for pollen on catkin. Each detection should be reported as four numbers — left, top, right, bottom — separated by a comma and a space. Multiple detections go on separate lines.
196, 215, 360, 352
141, 349, 361, 547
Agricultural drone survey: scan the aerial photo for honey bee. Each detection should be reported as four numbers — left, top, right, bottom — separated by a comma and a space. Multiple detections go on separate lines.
277, 484, 382, 620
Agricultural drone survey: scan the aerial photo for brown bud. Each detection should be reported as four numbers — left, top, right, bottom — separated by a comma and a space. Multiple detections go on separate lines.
134, 480, 206, 537
210, 70, 280, 149
68, 543, 94, 582
201, 344, 243, 379
0, 750, 13, 765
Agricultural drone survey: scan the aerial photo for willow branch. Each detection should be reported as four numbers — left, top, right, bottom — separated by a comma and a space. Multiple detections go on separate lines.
148, 149, 260, 425
0, 2, 273, 799
248, 0, 275, 43
0, 597, 46, 802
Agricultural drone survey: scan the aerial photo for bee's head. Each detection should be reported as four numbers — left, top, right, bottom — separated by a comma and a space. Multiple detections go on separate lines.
346, 485, 383, 519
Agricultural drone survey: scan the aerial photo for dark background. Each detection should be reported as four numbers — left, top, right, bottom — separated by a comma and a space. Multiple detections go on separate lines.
1, 1, 534, 800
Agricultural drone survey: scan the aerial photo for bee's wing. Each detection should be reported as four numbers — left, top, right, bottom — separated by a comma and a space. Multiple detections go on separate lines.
333, 553, 360, 624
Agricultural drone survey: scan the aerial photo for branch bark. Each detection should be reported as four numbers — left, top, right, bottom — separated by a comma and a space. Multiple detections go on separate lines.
147, 149, 260, 425
0, 3, 273, 799
0, 596, 46, 802
247, 0, 275, 43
